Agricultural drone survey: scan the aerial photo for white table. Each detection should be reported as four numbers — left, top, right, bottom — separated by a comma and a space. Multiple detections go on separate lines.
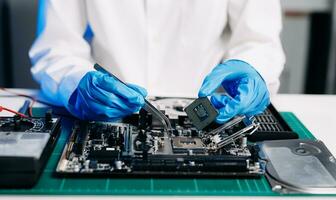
0, 89, 335, 200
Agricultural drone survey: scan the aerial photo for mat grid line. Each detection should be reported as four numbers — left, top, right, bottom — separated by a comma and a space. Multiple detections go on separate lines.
253, 179, 261, 192
193, 179, 198, 192
150, 179, 154, 192
236, 179, 242, 192
59, 179, 65, 190
105, 179, 110, 191
261, 177, 270, 192
244, 180, 251, 192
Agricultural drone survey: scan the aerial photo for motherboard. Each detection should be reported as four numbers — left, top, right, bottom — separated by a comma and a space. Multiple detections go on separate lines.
57, 97, 294, 178
57, 118, 261, 177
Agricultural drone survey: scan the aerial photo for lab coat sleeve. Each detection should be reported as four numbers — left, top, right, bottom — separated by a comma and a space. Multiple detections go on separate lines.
29, 0, 94, 106
224, 0, 285, 94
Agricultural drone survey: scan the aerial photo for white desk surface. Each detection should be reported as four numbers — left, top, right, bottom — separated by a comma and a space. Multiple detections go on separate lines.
0, 89, 335, 200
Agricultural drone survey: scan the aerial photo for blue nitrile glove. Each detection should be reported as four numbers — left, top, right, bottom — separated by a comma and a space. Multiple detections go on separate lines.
198, 60, 270, 123
67, 71, 147, 121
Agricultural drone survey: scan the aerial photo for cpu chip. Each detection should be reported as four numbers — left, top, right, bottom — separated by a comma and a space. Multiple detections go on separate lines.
184, 97, 218, 130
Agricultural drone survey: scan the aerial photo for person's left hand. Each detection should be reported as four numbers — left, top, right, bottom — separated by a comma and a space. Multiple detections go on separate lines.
198, 60, 270, 123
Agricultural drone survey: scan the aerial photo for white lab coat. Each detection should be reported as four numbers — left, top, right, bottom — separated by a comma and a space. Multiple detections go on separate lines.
29, 0, 285, 107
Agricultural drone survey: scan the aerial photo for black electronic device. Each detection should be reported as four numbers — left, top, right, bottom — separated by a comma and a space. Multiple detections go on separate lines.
259, 139, 336, 194
0, 113, 61, 188
249, 104, 299, 141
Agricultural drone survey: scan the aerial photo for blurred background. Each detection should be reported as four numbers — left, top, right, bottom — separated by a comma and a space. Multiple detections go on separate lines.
0, 0, 335, 94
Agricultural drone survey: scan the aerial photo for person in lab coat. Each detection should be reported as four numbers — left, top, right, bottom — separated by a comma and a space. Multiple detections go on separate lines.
30, 0, 285, 123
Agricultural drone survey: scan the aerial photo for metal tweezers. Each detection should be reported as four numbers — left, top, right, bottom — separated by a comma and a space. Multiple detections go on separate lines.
94, 63, 173, 132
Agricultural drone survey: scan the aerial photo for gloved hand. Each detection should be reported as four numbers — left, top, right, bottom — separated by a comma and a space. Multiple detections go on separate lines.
198, 60, 270, 123
67, 71, 147, 121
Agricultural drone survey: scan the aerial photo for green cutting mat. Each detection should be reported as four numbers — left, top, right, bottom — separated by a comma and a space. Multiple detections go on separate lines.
0, 112, 325, 196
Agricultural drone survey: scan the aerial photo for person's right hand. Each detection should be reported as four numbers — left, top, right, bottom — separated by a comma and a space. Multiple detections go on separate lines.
67, 71, 147, 121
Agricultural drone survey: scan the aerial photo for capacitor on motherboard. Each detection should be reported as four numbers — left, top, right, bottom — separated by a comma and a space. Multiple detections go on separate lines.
84, 160, 90, 170
189, 161, 195, 166
153, 137, 159, 153
115, 160, 122, 170
240, 137, 247, 148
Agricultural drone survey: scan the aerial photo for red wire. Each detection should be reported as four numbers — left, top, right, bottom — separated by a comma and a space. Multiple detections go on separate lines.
0, 87, 76, 119
0, 105, 29, 118
0, 87, 56, 118
29, 99, 36, 117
